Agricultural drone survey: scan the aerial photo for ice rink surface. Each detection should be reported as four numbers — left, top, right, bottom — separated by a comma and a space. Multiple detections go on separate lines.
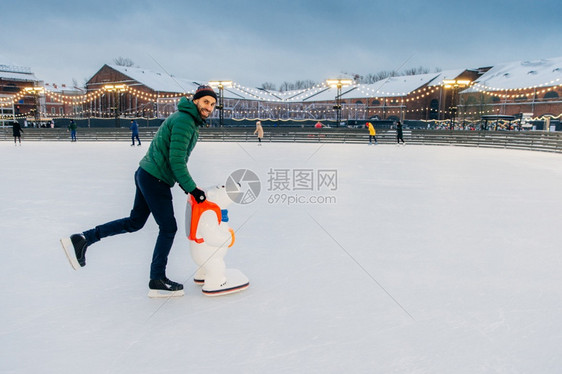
1, 140, 561, 373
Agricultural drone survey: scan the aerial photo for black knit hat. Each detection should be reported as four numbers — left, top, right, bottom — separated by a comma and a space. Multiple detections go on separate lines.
192, 85, 217, 101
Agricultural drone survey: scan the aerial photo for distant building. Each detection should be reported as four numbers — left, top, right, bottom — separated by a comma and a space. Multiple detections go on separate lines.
82, 60, 562, 124
44, 82, 85, 118
3, 57, 562, 125
84, 64, 200, 118
0, 63, 39, 125
297, 69, 482, 123
461, 57, 562, 120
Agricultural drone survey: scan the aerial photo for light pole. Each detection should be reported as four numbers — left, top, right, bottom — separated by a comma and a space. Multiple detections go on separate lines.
209, 80, 233, 127
24, 86, 44, 123
443, 79, 471, 130
103, 84, 127, 127
326, 79, 353, 127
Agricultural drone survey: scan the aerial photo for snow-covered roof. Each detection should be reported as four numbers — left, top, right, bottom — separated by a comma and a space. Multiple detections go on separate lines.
105, 65, 281, 101
103, 65, 468, 102
467, 56, 562, 92
354, 73, 441, 98
223, 84, 289, 101
97, 57, 562, 102
0, 64, 37, 82
107, 64, 200, 94
295, 70, 466, 102
225, 72, 464, 104
426, 69, 468, 87
44, 82, 85, 94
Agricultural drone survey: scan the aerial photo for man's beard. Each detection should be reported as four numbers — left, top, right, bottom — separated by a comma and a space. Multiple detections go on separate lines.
196, 104, 210, 119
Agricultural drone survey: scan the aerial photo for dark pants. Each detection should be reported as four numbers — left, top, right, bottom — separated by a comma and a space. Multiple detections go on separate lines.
83, 167, 177, 280
132, 134, 141, 145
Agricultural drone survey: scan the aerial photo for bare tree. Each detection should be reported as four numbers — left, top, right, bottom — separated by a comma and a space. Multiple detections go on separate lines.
113, 57, 135, 67
403, 66, 430, 76
340, 71, 363, 82
260, 82, 277, 91
373, 70, 399, 81
278, 80, 317, 92
355, 66, 440, 84
295, 80, 316, 90
278, 82, 290, 92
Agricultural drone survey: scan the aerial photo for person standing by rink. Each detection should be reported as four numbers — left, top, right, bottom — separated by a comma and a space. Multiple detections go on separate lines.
366, 121, 377, 145
130, 119, 141, 146
68, 120, 77, 142
61, 85, 218, 298
254, 120, 264, 145
396, 121, 405, 145
12, 121, 23, 145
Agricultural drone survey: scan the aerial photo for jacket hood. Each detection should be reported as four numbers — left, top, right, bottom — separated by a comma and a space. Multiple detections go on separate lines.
177, 96, 204, 125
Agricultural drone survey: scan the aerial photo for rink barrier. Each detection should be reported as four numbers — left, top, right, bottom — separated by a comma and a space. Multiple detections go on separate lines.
1, 127, 561, 153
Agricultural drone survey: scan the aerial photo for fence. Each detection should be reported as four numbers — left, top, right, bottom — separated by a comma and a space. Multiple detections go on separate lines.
2, 126, 561, 153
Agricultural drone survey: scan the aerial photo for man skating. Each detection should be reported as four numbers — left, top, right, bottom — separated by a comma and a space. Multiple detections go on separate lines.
68, 120, 77, 142
254, 120, 264, 145
366, 122, 377, 145
61, 85, 217, 297
130, 119, 141, 146
396, 121, 405, 145
12, 121, 23, 145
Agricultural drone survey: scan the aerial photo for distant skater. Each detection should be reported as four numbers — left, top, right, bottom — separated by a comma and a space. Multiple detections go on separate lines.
12, 121, 23, 145
396, 121, 405, 145
68, 120, 77, 142
366, 122, 377, 144
254, 120, 264, 145
130, 119, 141, 146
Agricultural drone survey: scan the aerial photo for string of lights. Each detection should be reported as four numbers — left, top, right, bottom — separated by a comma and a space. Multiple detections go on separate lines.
9, 98, 560, 118
468, 81, 562, 99
3, 108, 560, 123
2, 77, 561, 106
0, 84, 195, 107
2, 75, 561, 124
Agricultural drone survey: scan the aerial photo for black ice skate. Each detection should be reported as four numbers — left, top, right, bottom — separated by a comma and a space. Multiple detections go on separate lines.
148, 278, 185, 298
60, 234, 88, 270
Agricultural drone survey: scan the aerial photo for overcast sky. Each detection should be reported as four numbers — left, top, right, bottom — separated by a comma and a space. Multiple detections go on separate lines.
1, 0, 561, 88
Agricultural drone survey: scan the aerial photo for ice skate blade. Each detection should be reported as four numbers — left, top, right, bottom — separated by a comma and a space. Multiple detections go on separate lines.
202, 282, 250, 297
60, 237, 80, 270
147, 289, 185, 298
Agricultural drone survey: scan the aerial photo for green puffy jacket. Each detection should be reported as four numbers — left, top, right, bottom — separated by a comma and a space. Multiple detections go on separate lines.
139, 97, 203, 193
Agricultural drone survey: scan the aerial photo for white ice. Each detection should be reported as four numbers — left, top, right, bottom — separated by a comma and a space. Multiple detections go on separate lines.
1, 140, 561, 374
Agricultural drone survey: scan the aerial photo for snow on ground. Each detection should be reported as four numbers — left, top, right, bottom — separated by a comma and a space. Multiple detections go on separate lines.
1, 140, 561, 374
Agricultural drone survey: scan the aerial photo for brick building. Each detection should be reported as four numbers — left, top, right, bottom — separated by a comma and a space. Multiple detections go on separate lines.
460, 57, 562, 120
289, 69, 482, 123
4, 56, 562, 126
0, 63, 39, 125
74, 57, 562, 125
43, 82, 85, 118
84, 64, 199, 118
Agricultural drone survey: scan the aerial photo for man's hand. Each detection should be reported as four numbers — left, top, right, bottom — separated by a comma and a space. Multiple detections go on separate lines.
190, 187, 206, 203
